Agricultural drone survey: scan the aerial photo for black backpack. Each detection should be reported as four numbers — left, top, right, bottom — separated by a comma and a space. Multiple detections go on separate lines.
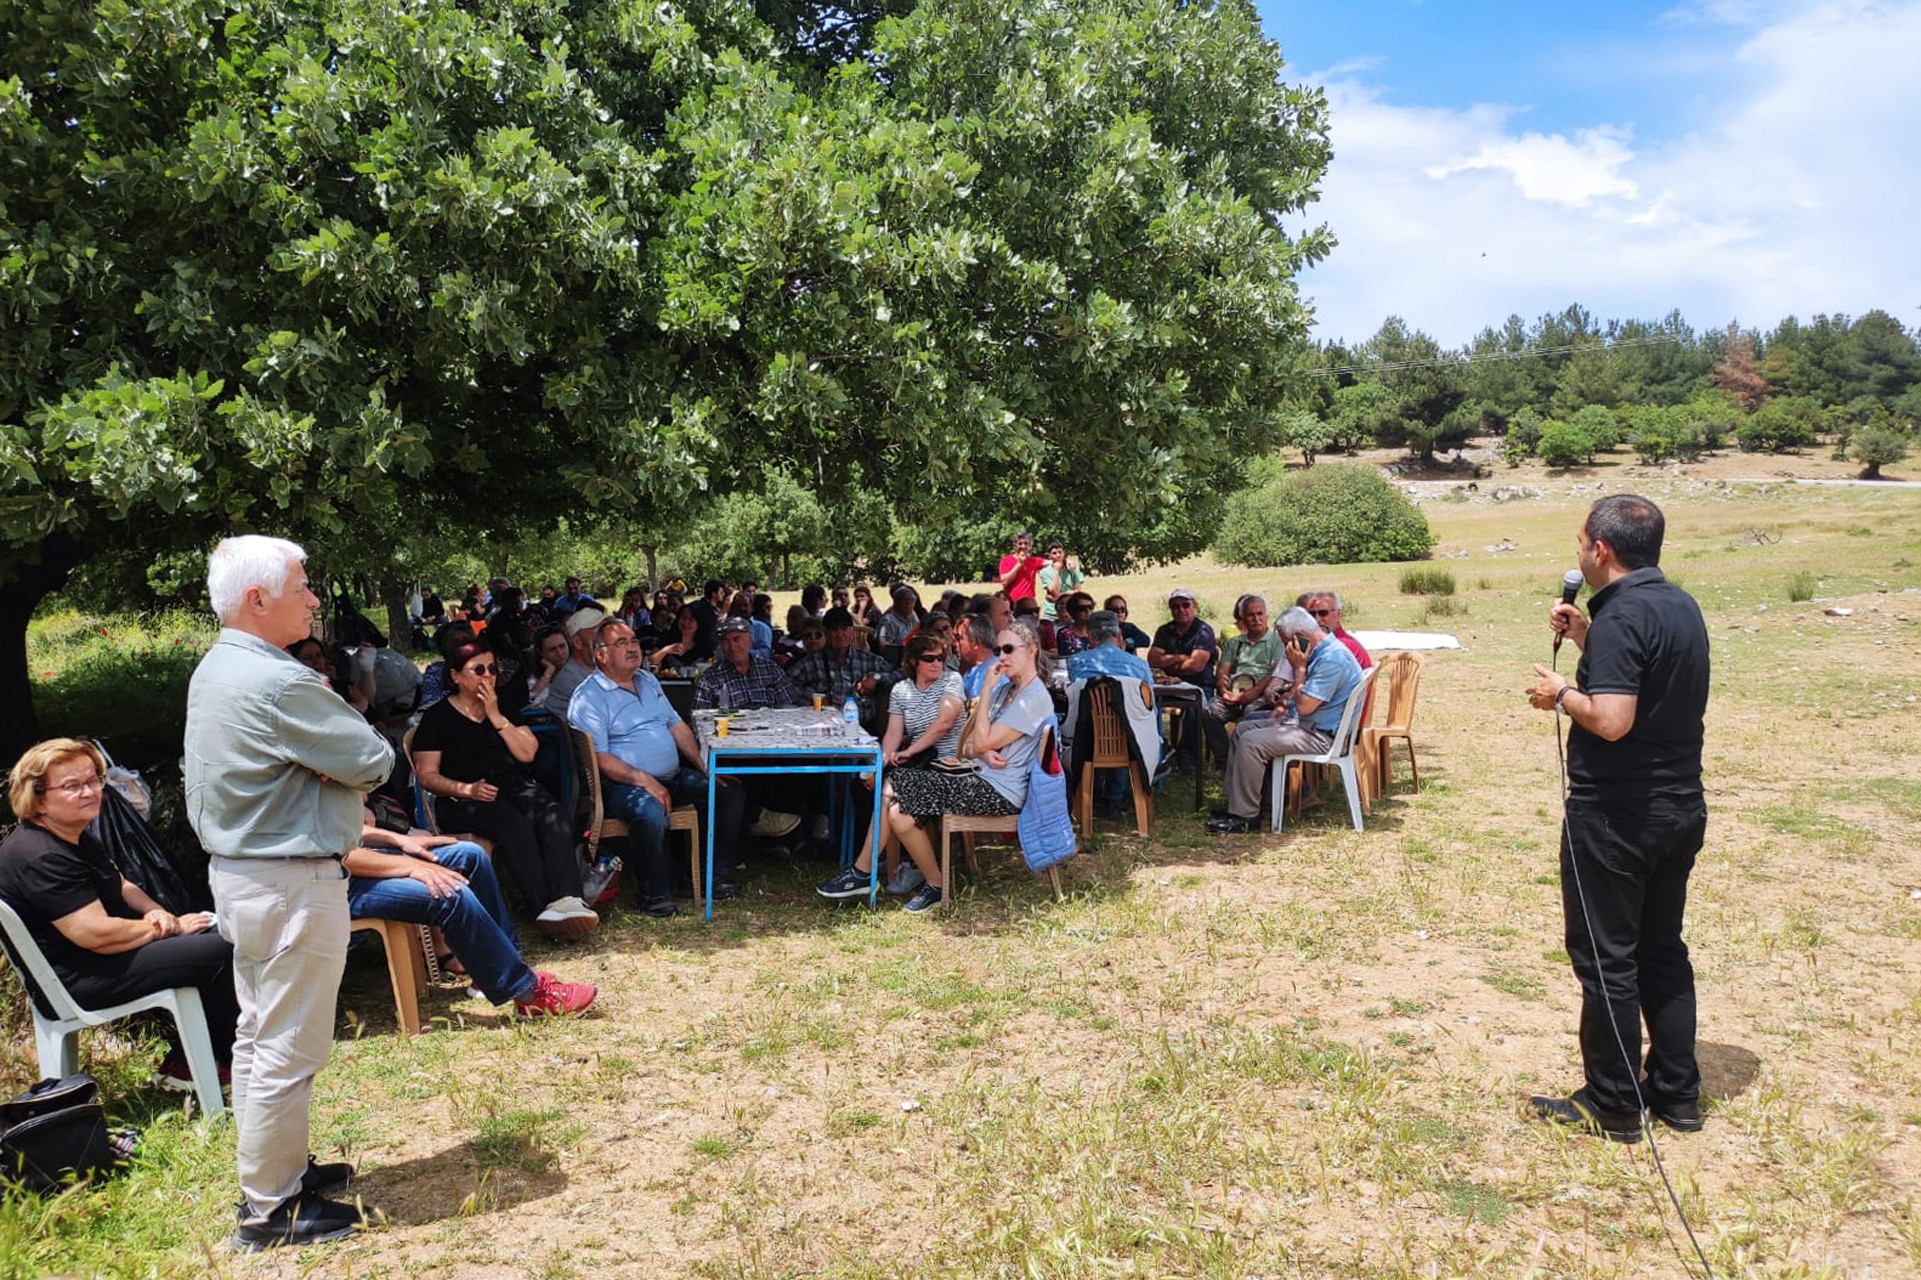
0, 1075, 129, 1192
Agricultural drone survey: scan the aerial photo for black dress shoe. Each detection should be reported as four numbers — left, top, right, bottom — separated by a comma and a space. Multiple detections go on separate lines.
231, 1191, 367, 1253
1204, 815, 1256, 835
1528, 1090, 1643, 1144
707, 880, 741, 900
641, 896, 678, 918
1648, 1098, 1704, 1133
301, 1155, 354, 1196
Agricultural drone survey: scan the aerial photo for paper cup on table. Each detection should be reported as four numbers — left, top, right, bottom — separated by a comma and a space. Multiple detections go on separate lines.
715, 716, 730, 738
811, 694, 824, 712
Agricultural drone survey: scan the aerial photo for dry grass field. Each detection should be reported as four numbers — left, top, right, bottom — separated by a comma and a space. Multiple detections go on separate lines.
4, 460, 1919, 1279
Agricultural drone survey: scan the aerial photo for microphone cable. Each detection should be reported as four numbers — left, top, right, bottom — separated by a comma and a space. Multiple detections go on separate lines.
1550, 641, 1716, 1280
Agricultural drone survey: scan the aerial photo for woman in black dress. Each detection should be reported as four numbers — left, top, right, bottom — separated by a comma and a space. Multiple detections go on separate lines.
0, 739, 236, 1083
411, 643, 597, 938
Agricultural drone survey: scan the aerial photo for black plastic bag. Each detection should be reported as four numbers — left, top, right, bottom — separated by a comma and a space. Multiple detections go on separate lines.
88, 785, 203, 915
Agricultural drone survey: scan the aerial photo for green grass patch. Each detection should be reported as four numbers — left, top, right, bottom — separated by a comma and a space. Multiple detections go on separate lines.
1399, 567, 1458, 596
1785, 570, 1818, 602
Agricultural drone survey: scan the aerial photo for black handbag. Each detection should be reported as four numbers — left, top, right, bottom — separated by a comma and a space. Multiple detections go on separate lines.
0, 1075, 131, 1192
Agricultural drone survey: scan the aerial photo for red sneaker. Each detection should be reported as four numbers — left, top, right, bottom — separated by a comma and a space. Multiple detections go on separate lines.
514, 972, 597, 1018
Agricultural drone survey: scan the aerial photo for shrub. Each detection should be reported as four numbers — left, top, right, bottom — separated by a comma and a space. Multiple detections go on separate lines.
1738, 397, 1824, 453
1399, 567, 1457, 596
1212, 463, 1436, 567
1785, 571, 1817, 602
1847, 424, 1910, 479
1417, 597, 1466, 624
1536, 420, 1593, 468
1569, 405, 1622, 452
1507, 408, 1544, 452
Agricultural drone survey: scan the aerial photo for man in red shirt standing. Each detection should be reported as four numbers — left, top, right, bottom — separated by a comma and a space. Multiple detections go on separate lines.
997, 531, 1045, 603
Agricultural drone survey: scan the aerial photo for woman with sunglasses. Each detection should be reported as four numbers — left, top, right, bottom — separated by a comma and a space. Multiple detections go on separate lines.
1056, 592, 1097, 657
0, 738, 238, 1085
1103, 595, 1153, 652
412, 642, 597, 938
817, 625, 1054, 913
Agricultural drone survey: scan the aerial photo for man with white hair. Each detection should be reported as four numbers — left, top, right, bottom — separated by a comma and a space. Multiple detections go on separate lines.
185, 536, 396, 1250
1206, 605, 1364, 835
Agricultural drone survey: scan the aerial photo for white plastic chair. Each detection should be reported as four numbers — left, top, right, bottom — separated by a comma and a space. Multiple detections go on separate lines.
0, 898, 226, 1118
1267, 663, 1384, 835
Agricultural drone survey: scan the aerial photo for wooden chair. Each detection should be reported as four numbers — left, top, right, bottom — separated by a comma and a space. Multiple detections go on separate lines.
1359, 651, 1423, 804
568, 727, 702, 908
935, 727, 1067, 908
348, 917, 427, 1035
1074, 681, 1153, 836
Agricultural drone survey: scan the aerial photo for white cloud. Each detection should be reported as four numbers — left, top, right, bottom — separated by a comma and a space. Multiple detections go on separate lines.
1295, 1, 1921, 348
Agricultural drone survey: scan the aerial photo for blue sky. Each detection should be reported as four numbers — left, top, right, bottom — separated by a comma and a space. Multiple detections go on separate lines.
1253, 1, 1921, 348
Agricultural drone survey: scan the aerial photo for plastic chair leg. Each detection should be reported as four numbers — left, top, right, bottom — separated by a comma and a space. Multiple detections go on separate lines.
1339, 760, 1365, 833
170, 988, 228, 1118
1130, 762, 1153, 837
35, 1022, 78, 1080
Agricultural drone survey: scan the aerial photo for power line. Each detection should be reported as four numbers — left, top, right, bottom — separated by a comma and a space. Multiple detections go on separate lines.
1307, 332, 1689, 378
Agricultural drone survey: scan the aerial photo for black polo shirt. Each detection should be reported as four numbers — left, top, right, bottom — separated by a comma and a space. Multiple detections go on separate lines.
1567, 566, 1709, 806
0, 821, 133, 986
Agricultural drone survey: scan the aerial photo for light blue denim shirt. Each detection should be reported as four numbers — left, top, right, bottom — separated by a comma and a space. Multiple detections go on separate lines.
185, 629, 396, 859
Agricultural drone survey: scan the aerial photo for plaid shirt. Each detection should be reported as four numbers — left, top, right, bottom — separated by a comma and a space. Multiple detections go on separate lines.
786, 647, 892, 703
695, 655, 806, 710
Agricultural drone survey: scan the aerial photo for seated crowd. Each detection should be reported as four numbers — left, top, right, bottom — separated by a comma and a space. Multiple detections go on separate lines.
1, 532, 1380, 1096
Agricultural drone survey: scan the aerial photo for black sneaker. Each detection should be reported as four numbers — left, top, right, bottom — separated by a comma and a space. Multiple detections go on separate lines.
641, 896, 678, 919
1528, 1090, 1644, 1144
1204, 814, 1256, 835
815, 866, 871, 900
903, 883, 944, 914
1648, 1098, 1704, 1133
301, 1155, 354, 1196
231, 1192, 367, 1253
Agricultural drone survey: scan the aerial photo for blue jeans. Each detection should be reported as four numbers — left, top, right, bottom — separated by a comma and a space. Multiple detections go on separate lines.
347, 842, 537, 1006
604, 767, 745, 901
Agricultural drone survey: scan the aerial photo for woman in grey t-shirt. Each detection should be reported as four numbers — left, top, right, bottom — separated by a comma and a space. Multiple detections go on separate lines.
816, 627, 1054, 914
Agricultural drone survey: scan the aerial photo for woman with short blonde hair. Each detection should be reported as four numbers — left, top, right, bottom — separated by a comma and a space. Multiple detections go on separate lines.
1, 737, 237, 1084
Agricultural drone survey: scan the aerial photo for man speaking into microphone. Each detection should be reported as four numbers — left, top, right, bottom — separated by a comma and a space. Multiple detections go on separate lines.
1523, 495, 1710, 1143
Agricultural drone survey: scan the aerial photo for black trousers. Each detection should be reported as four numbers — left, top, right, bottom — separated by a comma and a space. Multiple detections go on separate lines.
1560, 797, 1706, 1114
65, 930, 239, 1063
439, 773, 582, 911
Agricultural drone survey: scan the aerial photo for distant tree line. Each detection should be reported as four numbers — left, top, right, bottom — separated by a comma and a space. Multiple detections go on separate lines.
1287, 306, 1921, 477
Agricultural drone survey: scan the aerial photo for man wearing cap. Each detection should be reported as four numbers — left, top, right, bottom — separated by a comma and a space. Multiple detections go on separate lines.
545, 606, 607, 719
1146, 590, 1217, 689
694, 618, 805, 839
788, 607, 892, 710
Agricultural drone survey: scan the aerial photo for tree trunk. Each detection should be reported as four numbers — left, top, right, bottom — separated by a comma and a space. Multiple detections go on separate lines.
644, 546, 658, 590
380, 573, 412, 651
0, 531, 92, 766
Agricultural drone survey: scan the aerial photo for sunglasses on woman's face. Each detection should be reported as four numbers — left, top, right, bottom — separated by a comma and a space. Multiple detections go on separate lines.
917, 652, 945, 664
994, 643, 1026, 656
467, 663, 497, 677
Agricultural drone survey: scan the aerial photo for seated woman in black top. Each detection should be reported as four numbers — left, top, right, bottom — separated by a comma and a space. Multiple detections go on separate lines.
0, 738, 237, 1082
411, 642, 598, 939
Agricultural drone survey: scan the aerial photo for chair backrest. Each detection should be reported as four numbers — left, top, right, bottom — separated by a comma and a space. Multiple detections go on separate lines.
1324, 663, 1384, 760
567, 727, 610, 852
400, 725, 434, 832
1377, 651, 1424, 731
659, 679, 696, 725
1087, 681, 1130, 768
0, 897, 81, 1022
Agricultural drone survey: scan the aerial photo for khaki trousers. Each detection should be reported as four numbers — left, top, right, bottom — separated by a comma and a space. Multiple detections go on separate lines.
211, 856, 350, 1221
1224, 721, 1332, 820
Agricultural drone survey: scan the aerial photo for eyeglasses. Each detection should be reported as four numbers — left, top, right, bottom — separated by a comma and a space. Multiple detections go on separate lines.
1309, 609, 1333, 618
39, 774, 105, 799
466, 663, 498, 676
916, 652, 946, 664
1170, 600, 1194, 609
1069, 604, 1091, 613
994, 643, 1027, 656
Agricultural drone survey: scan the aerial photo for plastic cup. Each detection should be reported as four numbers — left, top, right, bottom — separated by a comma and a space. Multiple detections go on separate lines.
812, 694, 824, 712
715, 717, 730, 738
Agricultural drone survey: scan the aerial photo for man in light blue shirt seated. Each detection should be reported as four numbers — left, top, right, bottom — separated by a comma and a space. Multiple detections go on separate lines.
1208, 605, 1365, 834
567, 619, 747, 914
1066, 611, 1154, 686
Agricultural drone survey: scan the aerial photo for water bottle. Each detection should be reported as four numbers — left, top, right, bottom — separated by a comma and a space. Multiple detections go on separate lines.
842, 694, 859, 728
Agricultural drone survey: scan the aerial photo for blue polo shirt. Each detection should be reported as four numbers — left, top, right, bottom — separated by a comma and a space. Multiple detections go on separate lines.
567, 669, 682, 780
1294, 636, 1364, 733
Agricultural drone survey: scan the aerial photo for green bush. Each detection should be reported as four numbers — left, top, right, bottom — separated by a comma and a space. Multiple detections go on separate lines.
1399, 567, 1457, 596
1569, 405, 1622, 452
1536, 420, 1593, 468
1738, 397, 1824, 453
1212, 463, 1435, 567
1847, 424, 1910, 478
1785, 571, 1817, 602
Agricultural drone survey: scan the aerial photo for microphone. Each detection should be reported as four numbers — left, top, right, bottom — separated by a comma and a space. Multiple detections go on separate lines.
1554, 569, 1584, 653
